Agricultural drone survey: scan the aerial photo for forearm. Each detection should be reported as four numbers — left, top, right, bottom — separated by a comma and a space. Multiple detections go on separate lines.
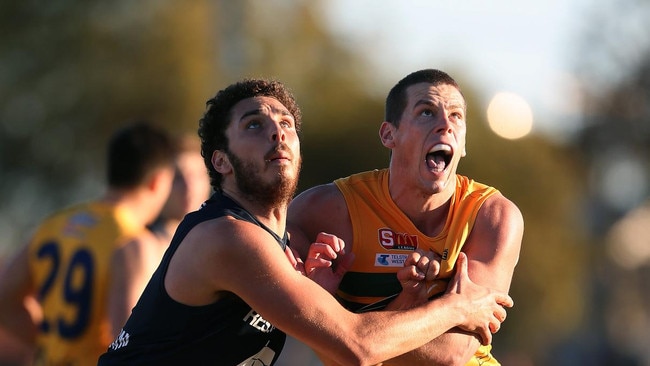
384, 329, 479, 366
315, 348, 383, 366
294, 293, 464, 366
382, 292, 478, 365
349, 295, 466, 364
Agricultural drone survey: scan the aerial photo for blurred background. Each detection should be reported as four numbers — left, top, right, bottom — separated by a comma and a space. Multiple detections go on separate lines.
1, 0, 649, 365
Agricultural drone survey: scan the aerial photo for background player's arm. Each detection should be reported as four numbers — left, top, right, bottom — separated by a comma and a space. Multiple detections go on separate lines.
385, 193, 523, 365
107, 236, 152, 337
0, 243, 40, 344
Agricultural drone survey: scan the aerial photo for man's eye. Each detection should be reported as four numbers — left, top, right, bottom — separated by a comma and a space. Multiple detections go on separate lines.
280, 120, 293, 128
246, 121, 261, 129
421, 109, 433, 116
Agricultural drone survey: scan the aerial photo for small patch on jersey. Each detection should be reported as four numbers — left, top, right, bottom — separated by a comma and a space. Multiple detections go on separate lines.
243, 309, 275, 333
377, 228, 419, 250
108, 329, 130, 351
375, 253, 409, 267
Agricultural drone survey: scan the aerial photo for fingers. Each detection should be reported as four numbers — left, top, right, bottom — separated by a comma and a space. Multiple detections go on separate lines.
314, 232, 345, 254
397, 265, 425, 285
415, 251, 440, 282
496, 293, 514, 308
284, 247, 305, 275
403, 249, 441, 282
284, 246, 298, 267
334, 252, 355, 278
495, 305, 507, 323
447, 252, 468, 294
477, 327, 492, 346
305, 233, 348, 275
307, 242, 338, 262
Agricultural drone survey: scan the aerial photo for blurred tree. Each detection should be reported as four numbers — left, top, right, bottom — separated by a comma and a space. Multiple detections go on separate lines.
216, 0, 389, 190
458, 88, 590, 365
570, 0, 650, 364
0, 0, 218, 253
574, 0, 650, 229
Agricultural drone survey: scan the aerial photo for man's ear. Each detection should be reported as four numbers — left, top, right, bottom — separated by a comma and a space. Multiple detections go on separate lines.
212, 150, 232, 174
379, 121, 396, 148
147, 168, 173, 192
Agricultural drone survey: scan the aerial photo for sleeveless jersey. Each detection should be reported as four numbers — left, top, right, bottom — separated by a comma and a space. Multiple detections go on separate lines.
98, 191, 287, 366
334, 169, 500, 366
27, 201, 143, 365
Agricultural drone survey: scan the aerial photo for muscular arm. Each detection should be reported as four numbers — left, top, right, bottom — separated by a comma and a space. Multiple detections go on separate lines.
0, 244, 39, 345
288, 185, 521, 365
386, 193, 524, 366
288, 184, 352, 260
167, 217, 511, 366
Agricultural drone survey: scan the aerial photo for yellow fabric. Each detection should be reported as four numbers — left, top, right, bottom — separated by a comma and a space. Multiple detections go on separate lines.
28, 201, 142, 366
334, 169, 499, 366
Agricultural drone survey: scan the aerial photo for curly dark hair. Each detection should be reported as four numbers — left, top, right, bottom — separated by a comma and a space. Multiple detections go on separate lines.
385, 69, 464, 127
198, 79, 302, 191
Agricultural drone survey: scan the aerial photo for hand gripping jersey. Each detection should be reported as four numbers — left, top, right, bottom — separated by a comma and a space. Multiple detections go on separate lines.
98, 191, 287, 366
334, 169, 500, 366
27, 201, 143, 365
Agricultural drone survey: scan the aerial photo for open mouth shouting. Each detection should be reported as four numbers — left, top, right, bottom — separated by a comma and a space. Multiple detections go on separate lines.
426, 144, 452, 173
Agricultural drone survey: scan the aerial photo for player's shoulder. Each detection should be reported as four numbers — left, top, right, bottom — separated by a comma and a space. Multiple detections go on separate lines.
119, 230, 159, 255
186, 215, 265, 250
479, 192, 524, 231
291, 183, 343, 209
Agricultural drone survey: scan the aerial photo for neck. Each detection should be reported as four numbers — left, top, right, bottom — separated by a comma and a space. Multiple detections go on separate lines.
220, 189, 288, 237
388, 175, 455, 237
102, 188, 154, 228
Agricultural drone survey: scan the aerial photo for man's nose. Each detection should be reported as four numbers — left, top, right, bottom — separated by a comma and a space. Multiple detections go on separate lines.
434, 116, 453, 134
270, 121, 286, 142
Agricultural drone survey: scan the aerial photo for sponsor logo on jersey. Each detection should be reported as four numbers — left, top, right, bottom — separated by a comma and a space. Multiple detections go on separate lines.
377, 228, 418, 250
243, 309, 275, 333
108, 329, 130, 350
375, 253, 409, 267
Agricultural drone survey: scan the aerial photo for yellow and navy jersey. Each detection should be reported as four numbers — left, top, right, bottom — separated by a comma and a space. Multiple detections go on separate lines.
334, 169, 500, 366
27, 201, 142, 366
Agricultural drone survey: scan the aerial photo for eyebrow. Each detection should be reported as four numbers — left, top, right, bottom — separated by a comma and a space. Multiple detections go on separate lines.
414, 100, 435, 109
414, 99, 465, 111
239, 108, 293, 121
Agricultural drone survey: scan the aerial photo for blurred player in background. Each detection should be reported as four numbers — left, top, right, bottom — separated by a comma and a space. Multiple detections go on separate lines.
0, 121, 175, 365
108, 134, 211, 333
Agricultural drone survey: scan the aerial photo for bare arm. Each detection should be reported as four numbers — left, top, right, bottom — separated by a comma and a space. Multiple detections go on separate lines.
0, 244, 39, 344
288, 184, 523, 365
108, 233, 159, 337
171, 218, 511, 366
288, 184, 352, 260
385, 194, 524, 366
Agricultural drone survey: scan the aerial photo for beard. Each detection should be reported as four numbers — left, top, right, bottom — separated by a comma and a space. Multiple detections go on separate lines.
227, 147, 301, 208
